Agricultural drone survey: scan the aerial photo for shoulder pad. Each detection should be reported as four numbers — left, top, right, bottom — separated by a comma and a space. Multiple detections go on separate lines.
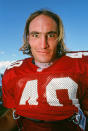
6, 60, 23, 70
66, 51, 88, 58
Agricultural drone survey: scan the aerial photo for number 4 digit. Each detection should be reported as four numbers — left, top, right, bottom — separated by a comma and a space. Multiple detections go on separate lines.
19, 80, 38, 105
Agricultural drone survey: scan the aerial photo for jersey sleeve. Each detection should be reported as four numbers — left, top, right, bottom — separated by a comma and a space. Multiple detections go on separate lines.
66, 51, 88, 111
80, 77, 88, 111
2, 60, 24, 109
2, 69, 16, 109
79, 54, 88, 111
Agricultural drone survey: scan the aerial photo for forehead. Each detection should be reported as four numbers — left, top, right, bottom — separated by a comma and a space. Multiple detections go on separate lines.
29, 15, 57, 32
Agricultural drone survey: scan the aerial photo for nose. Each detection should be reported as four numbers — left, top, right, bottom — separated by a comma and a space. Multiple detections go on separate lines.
41, 35, 48, 49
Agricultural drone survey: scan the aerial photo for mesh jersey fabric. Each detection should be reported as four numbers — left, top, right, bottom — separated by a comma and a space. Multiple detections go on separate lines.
2, 51, 88, 121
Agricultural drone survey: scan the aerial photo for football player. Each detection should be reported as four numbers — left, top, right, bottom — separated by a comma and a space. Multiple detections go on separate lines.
2, 9, 88, 131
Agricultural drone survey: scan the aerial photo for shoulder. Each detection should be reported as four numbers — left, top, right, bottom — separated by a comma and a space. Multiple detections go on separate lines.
58, 51, 88, 65
6, 57, 33, 71
65, 51, 88, 73
66, 50, 88, 59
2, 57, 32, 83
6, 57, 32, 70
65, 50, 88, 64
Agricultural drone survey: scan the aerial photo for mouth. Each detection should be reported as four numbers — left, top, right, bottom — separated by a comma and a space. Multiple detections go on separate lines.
37, 51, 50, 54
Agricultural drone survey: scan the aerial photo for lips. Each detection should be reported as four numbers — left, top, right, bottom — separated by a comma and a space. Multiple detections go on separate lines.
37, 51, 49, 54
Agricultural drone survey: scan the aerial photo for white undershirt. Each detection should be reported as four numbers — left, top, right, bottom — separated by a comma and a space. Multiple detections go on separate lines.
35, 61, 53, 72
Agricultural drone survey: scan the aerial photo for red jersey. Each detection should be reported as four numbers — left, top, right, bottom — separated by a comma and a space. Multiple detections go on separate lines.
2, 51, 88, 121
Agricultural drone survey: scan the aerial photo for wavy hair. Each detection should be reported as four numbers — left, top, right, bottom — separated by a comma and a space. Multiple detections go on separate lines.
20, 9, 67, 57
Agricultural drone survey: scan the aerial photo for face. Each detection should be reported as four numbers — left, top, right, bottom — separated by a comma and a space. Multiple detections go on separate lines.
28, 15, 58, 63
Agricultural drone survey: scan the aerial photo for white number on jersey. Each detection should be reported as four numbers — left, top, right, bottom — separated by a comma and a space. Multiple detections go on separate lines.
19, 77, 79, 107
19, 80, 38, 105
7, 61, 23, 69
46, 77, 78, 106
66, 52, 88, 58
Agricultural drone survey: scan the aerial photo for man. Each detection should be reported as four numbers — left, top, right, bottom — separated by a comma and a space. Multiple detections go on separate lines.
2, 9, 88, 131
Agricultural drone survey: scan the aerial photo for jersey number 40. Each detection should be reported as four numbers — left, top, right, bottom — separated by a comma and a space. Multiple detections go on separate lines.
19, 77, 79, 107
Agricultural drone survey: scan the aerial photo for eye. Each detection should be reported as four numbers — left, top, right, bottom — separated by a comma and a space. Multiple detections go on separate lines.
29, 32, 40, 39
48, 33, 57, 38
31, 33, 39, 38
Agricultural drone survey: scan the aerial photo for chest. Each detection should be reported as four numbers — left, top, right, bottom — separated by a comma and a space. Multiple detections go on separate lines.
14, 71, 82, 107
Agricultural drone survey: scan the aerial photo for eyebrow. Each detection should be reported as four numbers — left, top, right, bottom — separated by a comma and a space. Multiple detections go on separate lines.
29, 31, 57, 34
47, 31, 57, 34
29, 31, 39, 34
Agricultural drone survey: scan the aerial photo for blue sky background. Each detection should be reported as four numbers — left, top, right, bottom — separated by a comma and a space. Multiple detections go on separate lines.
0, 0, 88, 73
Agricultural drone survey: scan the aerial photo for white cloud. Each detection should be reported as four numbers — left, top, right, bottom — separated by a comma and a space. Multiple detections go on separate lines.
0, 51, 5, 55
0, 61, 13, 74
12, 54, 17, 57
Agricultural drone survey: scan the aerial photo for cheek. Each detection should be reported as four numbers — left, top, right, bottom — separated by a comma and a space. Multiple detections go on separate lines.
51, 42, 58, 51
29, 40, 35, 48
29, 39, 39, 48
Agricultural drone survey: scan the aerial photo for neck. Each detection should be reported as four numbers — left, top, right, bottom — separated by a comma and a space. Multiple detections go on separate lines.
35, 60, 53, 69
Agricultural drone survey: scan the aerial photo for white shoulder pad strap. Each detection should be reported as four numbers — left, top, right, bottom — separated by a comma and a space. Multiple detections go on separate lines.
66, 51, 88, 58
7, 60, 23, 70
